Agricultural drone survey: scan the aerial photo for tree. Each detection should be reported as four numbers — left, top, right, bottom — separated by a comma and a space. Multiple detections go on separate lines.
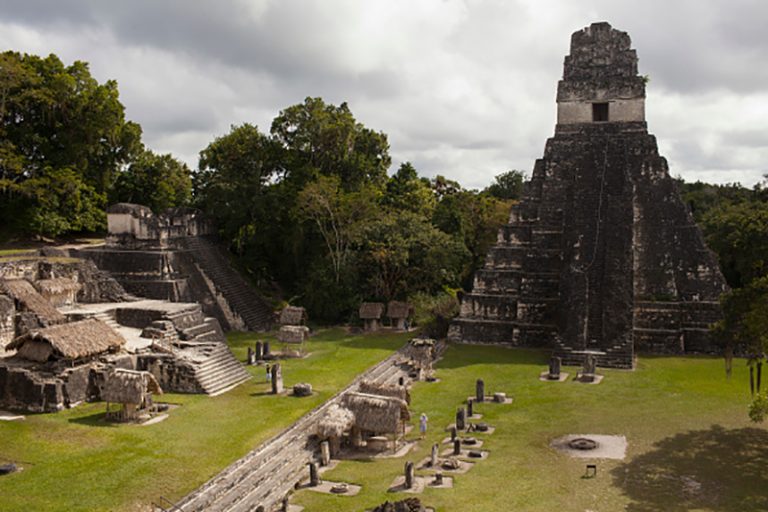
296, 175, 377, 284
701, 200, 768, 287
433, 189, 511, 287
382, 162, 436, 217
484, 170, 525, 200
0, 51, 142, 237
195, 123, 282, 246
358, 210, 469, 301
271, 97, 390, 191
112, 150, 191, 212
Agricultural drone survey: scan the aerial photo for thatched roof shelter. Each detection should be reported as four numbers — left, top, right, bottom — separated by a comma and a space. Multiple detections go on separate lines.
316, 403, 356, 439
8, 318, 126, 362
279, 306, 307, 326
103, 369, 162, 404
342, 392, 410, 434
386, 301, 412, 320
358, 380, 410, 404
1, 279, 66, 326
277, 325, 309, 343
359, 302, 385, 320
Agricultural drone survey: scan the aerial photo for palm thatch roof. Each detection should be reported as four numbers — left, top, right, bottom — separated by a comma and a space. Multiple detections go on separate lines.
386, 301, 412, 320
34, 278, 81, 295
0, 279, 66, 326
358, 380, 410, 404
103, 369, 163, 404
359, 302, 385, 320
8, 318, 126, 362
279, 306, 307, 326
342, 392, 410, 434
316, 403, 356, 438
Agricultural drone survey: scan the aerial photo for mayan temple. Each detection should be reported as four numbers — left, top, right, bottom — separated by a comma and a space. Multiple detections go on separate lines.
449, 22, 727, 368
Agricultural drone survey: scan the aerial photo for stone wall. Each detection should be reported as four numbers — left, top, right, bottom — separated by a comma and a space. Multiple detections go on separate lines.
0, 295, 15, 354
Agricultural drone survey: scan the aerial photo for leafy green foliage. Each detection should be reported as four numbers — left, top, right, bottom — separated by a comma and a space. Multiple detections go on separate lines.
0, 51, 142, 237
112, 150, 191, 212
484, 169, 525, 200
749, 391, 768, 422
701, 200, 768, 288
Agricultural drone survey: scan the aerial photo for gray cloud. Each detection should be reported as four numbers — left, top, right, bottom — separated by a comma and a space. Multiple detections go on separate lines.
0, 0, 766, 189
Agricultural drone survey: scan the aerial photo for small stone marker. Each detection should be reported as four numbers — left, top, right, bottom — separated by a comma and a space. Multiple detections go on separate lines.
320, 440, 331, 466
585, 463, 597, 477
450, 426, 457, 442
405, 461, 415, 489
271, 363, 283, 394
467, 398, 474, 417
456, 407, 466, 430
476, 379, 485, 402
548, 356, 561, 380
309, 461, 320, 487
434, 472, 443, 485
453, 439, 461, 456
493, 392, 507, 403
431, 443, 439, 467
247, 346, 255, 365
255, 341, 263, 360
582, 354, 596, 382
264, 341, 271, 358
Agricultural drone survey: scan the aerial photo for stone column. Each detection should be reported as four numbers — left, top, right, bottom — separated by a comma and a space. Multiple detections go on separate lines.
320, 440, 331, 466
548, 356, 561, 379
271, 363, 283, 394
453, 439, 461, 456
309, 461, 320, 487
467, 399, 474, 417
582, 354, 596, 382
456, 407, 466, 431
434, 472, 443, 485
247, 346, 254, 365
263, 341, 271, 358
476, 379, 485, 402
255, 341, 263, 360
431, 443, 439, 467
450, 426, 457, 442
404, 461, 415, 489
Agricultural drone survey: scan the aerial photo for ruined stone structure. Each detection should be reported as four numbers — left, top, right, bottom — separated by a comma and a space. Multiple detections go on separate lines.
0, 249, 252, 412
77, 204, 273, 332
449, 22, 727, 368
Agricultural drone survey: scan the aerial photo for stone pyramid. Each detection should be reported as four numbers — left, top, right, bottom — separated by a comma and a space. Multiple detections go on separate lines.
449, 22, 727, 368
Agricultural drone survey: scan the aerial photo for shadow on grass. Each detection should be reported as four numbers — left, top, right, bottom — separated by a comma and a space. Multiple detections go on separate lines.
68, 411, 118, 428
612, 425, 768, 511
436, 345, 549, 369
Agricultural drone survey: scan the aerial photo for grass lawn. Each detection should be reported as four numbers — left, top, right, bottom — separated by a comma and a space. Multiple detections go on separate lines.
294, 344, 768, 512
0, 328, 410, 512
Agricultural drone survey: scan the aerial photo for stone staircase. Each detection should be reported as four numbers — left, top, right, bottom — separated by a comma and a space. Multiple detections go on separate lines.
183, 236, 273, 332
190, 343, 252, 396
171, 347, 417, 512
92, 311, 121, 332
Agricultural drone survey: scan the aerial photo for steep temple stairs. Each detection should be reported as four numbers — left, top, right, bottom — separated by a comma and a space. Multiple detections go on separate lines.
449, 22, 727, 368
182, 236, 273, 332
166, 341, 444, 512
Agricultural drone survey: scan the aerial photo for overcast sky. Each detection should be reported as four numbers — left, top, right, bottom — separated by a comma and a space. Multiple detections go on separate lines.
1, 0, 766, 189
